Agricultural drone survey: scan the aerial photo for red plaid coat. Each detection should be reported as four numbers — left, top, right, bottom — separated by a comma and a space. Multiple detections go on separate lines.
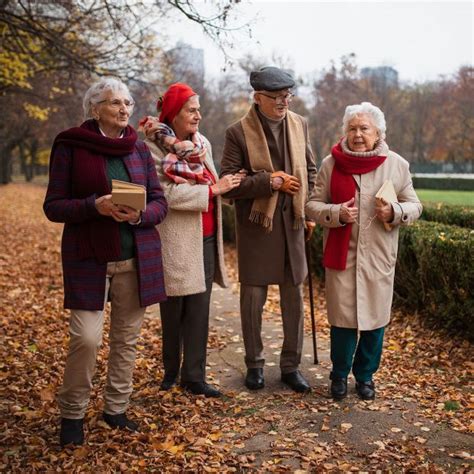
44, 139, 168, 310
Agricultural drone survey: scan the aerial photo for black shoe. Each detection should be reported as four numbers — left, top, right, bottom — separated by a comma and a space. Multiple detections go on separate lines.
103, 412, 139, 431
181, 382, 221, 398
245, 368, 264, 390
160, 373, 177, 391
356, 380, 375, 400
60, 417, 84, 447
281, 370, 311, 393
330, 377, 348, 401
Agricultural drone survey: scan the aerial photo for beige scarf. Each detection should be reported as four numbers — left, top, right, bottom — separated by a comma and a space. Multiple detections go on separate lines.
241, 105, 308, 232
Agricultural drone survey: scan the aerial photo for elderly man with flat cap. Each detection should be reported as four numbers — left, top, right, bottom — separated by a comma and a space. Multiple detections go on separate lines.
220, 66, 317, 392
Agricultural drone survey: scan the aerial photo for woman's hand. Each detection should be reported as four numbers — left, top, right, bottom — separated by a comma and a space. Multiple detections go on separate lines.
95, 195, 140, 223
95, 194, 119, 217
339, 197, 358, 224
211, 173, 245, 196
375, 198, 394, 223
112, 205, 141, 224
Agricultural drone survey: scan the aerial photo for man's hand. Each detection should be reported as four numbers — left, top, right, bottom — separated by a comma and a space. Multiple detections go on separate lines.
271, 171, 300, 195
305, 220, 316, 241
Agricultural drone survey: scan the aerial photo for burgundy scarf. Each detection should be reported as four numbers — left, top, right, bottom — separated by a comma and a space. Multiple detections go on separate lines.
52, 120, 138, 263
323, 141, 386, 270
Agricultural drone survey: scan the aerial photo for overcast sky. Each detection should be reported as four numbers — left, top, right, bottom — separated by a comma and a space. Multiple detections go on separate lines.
170, 0, 473, 83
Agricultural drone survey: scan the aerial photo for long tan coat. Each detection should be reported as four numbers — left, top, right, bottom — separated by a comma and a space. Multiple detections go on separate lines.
305, 149, 422, 330
146, 137, 228, 297
220, 108, 317, 286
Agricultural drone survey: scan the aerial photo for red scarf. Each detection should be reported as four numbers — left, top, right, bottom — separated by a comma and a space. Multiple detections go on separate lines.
51, 120, 138, 263
323, 141, 386, 270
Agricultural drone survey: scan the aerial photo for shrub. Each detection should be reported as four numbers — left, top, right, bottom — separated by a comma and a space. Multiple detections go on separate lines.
222, 202, 236, 243
412, 176, 474, 191
420, 203, 474, 229
394, 221, 473, 339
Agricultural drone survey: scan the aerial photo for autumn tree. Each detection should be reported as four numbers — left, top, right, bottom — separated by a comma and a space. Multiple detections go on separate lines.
0, 0, 247, 183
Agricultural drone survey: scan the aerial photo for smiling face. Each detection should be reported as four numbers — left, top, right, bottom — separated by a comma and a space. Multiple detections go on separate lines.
346, 113, 380, 152
93, 89, 132, 138
254, 89, 291, 120
171, 95, 201, 139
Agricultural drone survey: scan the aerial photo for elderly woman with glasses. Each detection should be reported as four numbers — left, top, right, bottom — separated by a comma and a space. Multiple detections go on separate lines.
305, 102, 422, 401
44, 77, 168, 447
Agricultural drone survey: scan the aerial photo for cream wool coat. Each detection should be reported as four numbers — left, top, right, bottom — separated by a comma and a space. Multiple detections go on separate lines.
305, 149, 422, 330
146, 137, 228, 297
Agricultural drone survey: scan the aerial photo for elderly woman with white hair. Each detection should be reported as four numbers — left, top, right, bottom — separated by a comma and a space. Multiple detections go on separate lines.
305, 101, 422, 401
44, 77, 168, 446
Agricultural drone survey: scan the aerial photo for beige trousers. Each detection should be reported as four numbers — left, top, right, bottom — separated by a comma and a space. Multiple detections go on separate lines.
58, 259, 145, 419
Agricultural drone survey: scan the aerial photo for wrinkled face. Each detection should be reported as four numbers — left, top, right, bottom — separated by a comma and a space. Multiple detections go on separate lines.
93, 90, 132, 137
254, 89, 292, 120
346, 114, 379, 152
172, 96, 201, 139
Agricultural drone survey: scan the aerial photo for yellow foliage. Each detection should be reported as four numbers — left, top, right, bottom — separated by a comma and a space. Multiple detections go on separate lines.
0, 51, 33, 89
23, 103, 51, 121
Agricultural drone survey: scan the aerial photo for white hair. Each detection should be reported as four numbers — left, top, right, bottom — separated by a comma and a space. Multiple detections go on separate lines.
342, 101, 386, 139
82, 77, 133, 119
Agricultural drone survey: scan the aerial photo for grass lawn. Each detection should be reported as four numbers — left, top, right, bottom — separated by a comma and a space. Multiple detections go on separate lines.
416, 189, 474, 206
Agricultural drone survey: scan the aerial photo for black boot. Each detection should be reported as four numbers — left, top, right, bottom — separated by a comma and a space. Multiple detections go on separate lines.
60, 417, 84, 447
160, 372, 177, 391
181, 381, 221, 398
245, 368, 264, 390
356, 380, 375, 400
330, 377, 348, 401
103, 412, 139, 431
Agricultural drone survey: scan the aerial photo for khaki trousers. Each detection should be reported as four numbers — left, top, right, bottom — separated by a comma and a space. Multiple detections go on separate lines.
240, 268, 304, 374
58, 259, 145, 419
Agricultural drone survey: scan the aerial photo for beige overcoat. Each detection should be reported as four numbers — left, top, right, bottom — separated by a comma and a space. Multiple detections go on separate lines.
305, 148, 422, 330
146, 137, 228, 297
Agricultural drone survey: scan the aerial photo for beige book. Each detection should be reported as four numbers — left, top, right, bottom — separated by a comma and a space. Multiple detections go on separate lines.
375, 179, 397, 231
111, 179, 146, 211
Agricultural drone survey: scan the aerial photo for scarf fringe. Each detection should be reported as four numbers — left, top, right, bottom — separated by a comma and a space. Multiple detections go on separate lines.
249, 210, 273, 232
293, 217, 305, 230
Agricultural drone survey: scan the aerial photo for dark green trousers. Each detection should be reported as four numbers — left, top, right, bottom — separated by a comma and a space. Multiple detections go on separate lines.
330, 326, 385, 382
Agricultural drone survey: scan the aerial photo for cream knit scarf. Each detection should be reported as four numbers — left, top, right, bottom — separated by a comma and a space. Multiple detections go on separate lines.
241, 105, 307, 232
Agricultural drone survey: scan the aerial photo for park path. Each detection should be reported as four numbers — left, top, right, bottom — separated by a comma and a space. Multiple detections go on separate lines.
146, 279, 473, 471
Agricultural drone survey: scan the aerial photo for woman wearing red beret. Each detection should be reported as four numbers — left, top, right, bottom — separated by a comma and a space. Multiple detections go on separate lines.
140, 83, 244, 397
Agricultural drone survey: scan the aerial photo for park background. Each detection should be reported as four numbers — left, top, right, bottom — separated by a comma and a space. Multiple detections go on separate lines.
1, 0, 473, 471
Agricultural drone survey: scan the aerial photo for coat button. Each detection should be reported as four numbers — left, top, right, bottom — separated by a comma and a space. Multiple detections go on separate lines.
325, 215, 330, 221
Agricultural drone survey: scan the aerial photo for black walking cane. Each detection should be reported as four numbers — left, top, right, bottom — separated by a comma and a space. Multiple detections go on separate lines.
305, 239, 319, 364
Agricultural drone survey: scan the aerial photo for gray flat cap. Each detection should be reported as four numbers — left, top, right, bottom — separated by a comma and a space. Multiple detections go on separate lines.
250, 66, 295, 91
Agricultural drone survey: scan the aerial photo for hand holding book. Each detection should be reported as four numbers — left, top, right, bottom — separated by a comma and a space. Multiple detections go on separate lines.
375, 179, 397, 230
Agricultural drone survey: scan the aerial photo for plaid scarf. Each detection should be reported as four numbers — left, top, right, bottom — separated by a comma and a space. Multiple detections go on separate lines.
139, 116, 210, 184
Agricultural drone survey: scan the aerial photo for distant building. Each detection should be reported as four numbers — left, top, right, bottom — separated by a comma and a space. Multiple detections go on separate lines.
361, 66, 399, 88
166, 41, 205, 92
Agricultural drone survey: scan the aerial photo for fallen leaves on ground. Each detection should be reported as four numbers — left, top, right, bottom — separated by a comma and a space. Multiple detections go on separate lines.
1, 183, 472, 472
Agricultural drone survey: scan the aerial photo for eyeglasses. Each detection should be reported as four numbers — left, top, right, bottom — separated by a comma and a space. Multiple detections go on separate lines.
257, 92, 294, 104
97, 99, 135, 109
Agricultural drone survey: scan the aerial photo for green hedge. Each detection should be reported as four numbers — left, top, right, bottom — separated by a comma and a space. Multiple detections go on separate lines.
222, 206, 473, 339
420, 203, 474, 229
394, 221, 473, 338
412, 176, 474, 191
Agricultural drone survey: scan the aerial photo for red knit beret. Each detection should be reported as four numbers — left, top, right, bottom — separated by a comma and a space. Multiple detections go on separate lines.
157, 83, 197, 125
